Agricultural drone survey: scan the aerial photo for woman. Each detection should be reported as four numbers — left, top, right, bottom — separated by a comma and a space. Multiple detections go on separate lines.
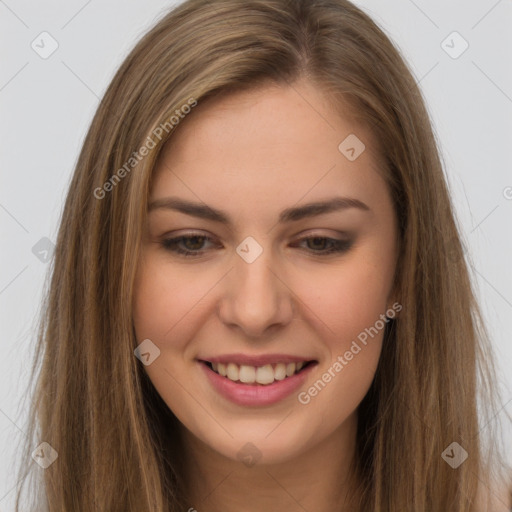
15, 0, 511, 510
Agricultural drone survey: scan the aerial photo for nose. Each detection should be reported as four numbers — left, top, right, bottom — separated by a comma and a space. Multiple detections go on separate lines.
217, 249, 294, 338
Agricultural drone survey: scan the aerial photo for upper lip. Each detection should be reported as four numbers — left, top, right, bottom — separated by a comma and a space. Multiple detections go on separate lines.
198, 353, 317, 366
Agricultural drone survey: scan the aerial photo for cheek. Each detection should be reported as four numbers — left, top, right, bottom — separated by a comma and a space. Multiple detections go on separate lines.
132, 259, 217, 345
133, 264, 176, 343
132, 261, 208, 422
290, 253, 393, 404
294, 263, 388, 417
295, 259, 394, 343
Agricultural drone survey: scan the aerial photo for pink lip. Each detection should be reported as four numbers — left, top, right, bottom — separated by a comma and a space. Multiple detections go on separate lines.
199, 353, 315, 366
198, 360, 317, 407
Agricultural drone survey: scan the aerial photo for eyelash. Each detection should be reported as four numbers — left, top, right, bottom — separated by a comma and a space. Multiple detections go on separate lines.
160, 233, 352, 258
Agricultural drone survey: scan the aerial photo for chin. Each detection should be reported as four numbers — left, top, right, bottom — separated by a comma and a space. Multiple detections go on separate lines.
193, 419, 318, 467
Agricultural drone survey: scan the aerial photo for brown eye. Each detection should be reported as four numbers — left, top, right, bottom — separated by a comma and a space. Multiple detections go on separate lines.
161, 234, 219, 257
307, 237, 328, 251
182, 235, 207, 251
296, 236, 353, 255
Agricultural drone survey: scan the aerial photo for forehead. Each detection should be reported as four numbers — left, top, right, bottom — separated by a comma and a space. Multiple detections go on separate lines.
151, 81, 389, 223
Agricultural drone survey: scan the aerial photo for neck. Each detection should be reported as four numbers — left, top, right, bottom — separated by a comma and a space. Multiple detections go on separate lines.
180, 411, 362, 512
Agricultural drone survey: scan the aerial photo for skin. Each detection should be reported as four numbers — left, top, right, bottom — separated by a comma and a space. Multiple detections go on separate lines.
132, 78, 399, 512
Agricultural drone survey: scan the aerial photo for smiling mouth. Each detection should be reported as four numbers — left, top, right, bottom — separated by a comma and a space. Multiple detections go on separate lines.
201, 360, 316, 386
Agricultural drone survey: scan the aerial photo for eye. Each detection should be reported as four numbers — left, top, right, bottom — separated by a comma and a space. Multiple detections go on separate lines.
293, 236, 353, 255
160, 233, 219, 257
160, 233, 352, 258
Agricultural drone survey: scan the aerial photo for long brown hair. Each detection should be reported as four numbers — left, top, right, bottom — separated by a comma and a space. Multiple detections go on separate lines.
15, 0, 511, 510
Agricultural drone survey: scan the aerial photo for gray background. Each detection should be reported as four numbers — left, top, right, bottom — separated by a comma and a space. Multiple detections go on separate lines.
1, 0, 511, 509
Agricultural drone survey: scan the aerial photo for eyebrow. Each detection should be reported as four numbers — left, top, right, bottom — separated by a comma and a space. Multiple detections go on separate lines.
148, 196, 370, 224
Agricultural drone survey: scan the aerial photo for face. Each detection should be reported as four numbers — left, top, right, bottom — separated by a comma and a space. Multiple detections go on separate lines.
133, 79, 399, 466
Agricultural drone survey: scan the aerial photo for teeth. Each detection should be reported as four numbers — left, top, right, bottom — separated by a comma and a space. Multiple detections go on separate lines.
274, 363, 287, 381
239, 365, 256, 383
209, 361, 309, 385
256, 364, 274, 385
227, 363, 239, 381
217, 362, 227, 377
285, 363, 296, 377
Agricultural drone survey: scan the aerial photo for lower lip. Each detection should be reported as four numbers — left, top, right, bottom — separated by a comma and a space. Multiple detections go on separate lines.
199, 361, 316, 407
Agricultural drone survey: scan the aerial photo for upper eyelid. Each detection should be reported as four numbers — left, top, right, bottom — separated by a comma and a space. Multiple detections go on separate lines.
163, 233, 351, 250
166, 233, 219, 245
162, 228, 351, 240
